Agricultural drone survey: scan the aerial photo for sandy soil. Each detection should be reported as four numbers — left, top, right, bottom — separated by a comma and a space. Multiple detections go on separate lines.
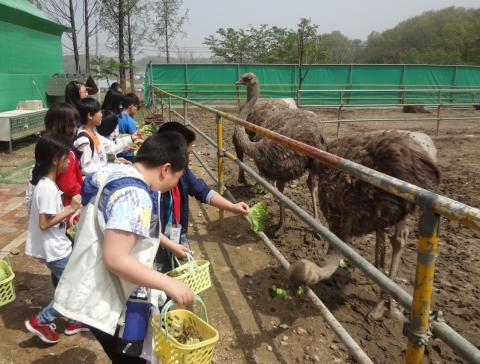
0, 106, 479, 364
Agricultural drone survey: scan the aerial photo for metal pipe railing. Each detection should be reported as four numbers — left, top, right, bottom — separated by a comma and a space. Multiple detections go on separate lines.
154, 87, 480, 363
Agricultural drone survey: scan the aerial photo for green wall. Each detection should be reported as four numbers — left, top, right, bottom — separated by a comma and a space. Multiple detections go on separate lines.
0, 0, 66, 112
145, 64, 480, 107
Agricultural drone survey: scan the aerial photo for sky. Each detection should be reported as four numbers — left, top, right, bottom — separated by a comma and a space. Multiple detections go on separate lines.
63, 0, 480, 59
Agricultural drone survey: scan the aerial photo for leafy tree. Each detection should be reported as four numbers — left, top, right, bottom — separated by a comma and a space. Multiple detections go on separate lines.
203, 27, 253, 63
320, 31, 363, 64
150, 0, 190, 64
90, 56, 129, 86
359, 7, 480, 65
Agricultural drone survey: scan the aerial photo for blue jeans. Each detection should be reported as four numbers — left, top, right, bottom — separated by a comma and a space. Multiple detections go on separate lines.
37, 253, 76, 325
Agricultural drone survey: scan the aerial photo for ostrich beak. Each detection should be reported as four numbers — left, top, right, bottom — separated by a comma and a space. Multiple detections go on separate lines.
286, 260, 308, 296
235, 80, 243, 86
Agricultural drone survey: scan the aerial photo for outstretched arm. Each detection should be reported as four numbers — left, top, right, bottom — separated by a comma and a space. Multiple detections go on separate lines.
102, 229, 194, 305
210, 194, 249, 215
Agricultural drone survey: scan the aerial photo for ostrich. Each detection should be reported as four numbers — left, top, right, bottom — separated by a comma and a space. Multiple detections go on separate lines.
235, 74, 297, 184
234, 72, 327, 236
287, 130, 441, 317
403, 103, 432, 113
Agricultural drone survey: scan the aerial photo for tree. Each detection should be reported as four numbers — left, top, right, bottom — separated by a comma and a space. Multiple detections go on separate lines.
320, 31, 363, 64
150, 0, 189, 64
83, 0, 100, 74
36, 0, 83, 73
203, 27, 253, 63
90, 56, 129, 86
296, 18, 327, 91
100, 0, 127, 90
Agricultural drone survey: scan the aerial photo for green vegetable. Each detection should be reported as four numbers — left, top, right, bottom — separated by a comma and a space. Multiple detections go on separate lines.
0, 267, 7, 281
247, 202, 269, 232
338, 259, 347, 268
269, 285, 304, 299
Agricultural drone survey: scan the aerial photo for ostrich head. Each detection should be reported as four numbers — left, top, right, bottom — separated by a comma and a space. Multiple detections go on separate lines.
287, 258, 341, 296
235, 72, 258, 87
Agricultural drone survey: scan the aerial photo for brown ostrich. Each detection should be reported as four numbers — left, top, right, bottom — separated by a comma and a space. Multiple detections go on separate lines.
234, 72, 327, 236
234, 73, 297, 184
288, 130, 441, 317
403, 103, 432, 113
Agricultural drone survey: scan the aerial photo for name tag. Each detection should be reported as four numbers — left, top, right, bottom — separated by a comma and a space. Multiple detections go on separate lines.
170, 227, 181, 244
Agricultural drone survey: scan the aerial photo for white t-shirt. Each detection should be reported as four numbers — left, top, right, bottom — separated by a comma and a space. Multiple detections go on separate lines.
25, 177, 73, 262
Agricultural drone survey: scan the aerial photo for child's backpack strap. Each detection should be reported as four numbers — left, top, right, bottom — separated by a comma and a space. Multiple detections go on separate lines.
74, 131, 95, 157
100, 176, 159, 226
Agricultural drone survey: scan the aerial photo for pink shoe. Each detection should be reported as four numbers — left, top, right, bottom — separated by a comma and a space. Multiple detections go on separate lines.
64, 321, 90, 336
25, 316, 59, 344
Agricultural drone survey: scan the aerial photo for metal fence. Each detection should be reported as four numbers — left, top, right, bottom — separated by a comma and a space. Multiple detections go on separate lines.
150, 85, 480, 364
298, 88, 480, 137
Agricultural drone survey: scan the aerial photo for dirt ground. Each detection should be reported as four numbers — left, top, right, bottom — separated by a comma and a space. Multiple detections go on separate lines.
1, 106, 480, 363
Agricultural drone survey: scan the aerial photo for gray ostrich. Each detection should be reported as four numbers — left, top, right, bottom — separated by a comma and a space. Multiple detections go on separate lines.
234, 73, 296, 184
288, 130, 441, 317
234, 72, 327, 237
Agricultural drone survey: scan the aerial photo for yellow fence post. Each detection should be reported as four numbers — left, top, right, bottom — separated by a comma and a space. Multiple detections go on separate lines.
160, 91, 164, 116
436, 90, 442, 136
406, 195, 441, 364
216, 114, 224, 224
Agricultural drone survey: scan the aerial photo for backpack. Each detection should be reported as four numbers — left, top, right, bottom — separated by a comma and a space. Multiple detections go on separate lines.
72, 131, 96, 169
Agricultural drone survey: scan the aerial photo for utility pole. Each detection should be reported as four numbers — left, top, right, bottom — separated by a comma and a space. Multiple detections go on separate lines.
96, 19, 100, 101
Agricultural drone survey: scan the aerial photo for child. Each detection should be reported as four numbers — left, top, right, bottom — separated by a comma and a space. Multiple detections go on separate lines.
117, 93, 141, 161
25, 133, 88, 344
95, 109, 126, 164
44, 103, 83, 229
53, 132, 195, 363
101, 88, 124, 114
74, 98, 140, 175
156, 122, 249, 271
65, 81, 88, 108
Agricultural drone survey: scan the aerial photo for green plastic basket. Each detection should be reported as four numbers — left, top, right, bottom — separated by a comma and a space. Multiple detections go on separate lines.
0, 252, 16, 306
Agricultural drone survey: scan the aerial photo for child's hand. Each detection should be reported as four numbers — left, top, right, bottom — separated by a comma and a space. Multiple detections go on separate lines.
70, 194, 82, 212
170, 243, 191, 259
131, 131, 144, 141
231, 202, 249, 215
163, 278, 194, 305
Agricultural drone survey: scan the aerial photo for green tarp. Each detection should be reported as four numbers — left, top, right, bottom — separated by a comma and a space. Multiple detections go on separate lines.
0, 0, 66, 112
144, 64, 480, 107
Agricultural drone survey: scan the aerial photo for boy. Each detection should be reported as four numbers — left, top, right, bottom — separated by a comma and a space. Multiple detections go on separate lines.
117, 93, 140, 161
54, 132, 194, 364
156, 122, 249, 272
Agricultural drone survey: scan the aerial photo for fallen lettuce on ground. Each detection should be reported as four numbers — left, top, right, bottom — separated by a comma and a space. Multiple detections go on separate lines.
247, 202, 269, 232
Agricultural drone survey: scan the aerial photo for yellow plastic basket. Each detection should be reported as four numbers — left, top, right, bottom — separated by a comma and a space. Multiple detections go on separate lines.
0, 252, 16, 307
152, 295, 219, 364
168, 253, 211, 295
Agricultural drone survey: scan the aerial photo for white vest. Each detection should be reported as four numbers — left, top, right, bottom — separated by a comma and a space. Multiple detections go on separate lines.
53, 191, 159, 335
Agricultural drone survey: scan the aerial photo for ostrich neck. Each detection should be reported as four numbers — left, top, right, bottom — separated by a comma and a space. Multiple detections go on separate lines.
238, 84, 259, 120
235, 83, 262, 160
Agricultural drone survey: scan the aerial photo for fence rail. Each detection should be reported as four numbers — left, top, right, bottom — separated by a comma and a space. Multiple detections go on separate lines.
150, 85, 480, 364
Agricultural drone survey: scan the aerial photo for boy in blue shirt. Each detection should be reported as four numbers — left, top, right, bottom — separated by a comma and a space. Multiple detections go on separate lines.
155, 122, 249, 272
118, 93, 140, 161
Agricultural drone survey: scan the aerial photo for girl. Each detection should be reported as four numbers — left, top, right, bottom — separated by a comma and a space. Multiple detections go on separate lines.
74, 98, 141, 175
65, 81, 88, 108
25, 133, 88, 344
95, 109, 128, 164
44, 103, 83, 229
101, 88, 124, 115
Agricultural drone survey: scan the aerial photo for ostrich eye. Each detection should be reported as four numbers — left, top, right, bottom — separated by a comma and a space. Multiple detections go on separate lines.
246, 77, 251, 81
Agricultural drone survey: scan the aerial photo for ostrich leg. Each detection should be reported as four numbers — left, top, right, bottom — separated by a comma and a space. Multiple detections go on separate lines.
306, 170, 318, 219
369, 220, 409, 319
388, 219, 408, 284
374, 228, 387, 271
234, 144, 248, 184
274, 180, 286, 237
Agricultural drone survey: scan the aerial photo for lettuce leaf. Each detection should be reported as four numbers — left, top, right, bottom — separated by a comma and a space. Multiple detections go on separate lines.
247, 202, 269, 232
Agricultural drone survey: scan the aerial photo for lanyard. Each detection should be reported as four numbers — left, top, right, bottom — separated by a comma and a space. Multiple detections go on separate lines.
166, 191, 174, 228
